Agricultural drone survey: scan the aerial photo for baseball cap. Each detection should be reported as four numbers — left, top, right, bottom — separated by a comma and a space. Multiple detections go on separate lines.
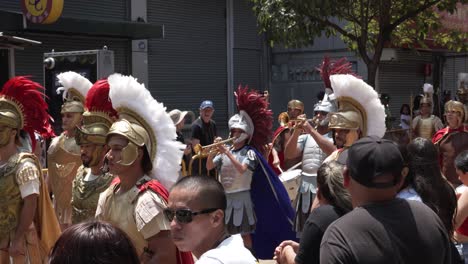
347, 136, 404, 188
200, 100, 214, 110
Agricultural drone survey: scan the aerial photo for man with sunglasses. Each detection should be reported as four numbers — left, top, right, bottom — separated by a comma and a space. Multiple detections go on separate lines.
95, 74, 193, 264
167, 176, 256, 263
71, 79, 116, 224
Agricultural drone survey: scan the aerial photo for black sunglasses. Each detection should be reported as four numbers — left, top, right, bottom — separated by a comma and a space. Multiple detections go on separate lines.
163, 208, 220, 224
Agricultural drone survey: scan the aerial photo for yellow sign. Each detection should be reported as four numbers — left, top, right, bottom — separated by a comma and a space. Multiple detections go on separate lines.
21, 0, 64, 24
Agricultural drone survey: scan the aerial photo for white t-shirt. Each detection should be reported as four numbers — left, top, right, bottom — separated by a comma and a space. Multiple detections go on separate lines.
197, 234, 256, 264
397, 187, 422, 202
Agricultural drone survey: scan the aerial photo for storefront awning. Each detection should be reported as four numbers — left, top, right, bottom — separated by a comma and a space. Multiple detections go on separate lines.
0, 10, 163, 40
0, 32, 41, 49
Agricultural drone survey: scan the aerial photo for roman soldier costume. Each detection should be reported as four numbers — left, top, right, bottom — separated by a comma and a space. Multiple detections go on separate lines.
433, 100, 468, 186
71, 79, 117, 223
216, 86, 296, 258
95, 74, 192, 263
47, 71, 92, 226
0, 77, 60, 263
294, 57, 351, 233
412, 83, 444, 139
326, 74, 387, 163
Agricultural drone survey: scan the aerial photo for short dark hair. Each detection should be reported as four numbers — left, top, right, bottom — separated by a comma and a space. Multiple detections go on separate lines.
455, 150, 468, 173
172, 175, 227, 211
49, 220, 139, 264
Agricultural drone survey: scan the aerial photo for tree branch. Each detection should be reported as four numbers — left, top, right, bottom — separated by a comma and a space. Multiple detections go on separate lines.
317, 17, 358, 41
387, 0, 441, 32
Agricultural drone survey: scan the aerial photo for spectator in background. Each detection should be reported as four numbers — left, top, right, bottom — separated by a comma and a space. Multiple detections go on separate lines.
380, 93, 394, 129
170, 109, 192, 171
49, 220, 140, 264
320, 136, 453, 263
453, 151, 468, 261
400, 104, 411, 130
433, 100, 468, 186
397, 137, 457, 237
191, 100, 217, 176
167, 176, 256, 264
273, 161, 352, 264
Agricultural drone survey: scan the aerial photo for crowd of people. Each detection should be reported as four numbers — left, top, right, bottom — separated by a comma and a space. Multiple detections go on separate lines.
0, 56, 467, 264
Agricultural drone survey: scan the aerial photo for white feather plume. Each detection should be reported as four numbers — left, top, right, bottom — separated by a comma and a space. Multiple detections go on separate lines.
56, 71, 92, 100
330, 74, 386, 138
107, 73, 184, 190
423, 83, 434, 95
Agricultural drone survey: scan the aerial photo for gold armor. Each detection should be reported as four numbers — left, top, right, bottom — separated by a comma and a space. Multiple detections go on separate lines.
47, 134, 82, 224
329, 96, 366, 136
287, 99, 304, 113
414, 116, 436, 140
107, 115, 156, 166
75, 110, 114, 167
57, 71, 91, 114
71, 166, 114, 223
0, 155, 25, 239
60, 86, 86, 114
278, 100, 304, 127
0, 154, 41, 264
96, 176, 170, 256
0, 97, 23, 129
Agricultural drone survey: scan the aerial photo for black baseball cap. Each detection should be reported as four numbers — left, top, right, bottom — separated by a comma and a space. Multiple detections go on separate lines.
347, 136, 404, 188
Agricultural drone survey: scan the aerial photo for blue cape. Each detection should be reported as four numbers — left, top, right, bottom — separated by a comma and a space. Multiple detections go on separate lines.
250, 148, 298, 259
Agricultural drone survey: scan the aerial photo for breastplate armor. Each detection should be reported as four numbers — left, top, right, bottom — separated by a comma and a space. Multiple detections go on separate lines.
71, 166, 114, 224
0, 155, 26, 238
220, 154, 253, 193
47, 134, 82, 223
301, 135, 326, 177
416, 117, 436, 139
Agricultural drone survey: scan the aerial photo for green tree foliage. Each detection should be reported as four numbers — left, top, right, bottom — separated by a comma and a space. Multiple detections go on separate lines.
251, 0, 468, 86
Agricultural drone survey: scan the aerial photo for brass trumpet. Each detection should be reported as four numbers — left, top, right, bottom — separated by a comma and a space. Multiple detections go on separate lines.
286, 116, 308, 128
193, 137, 236, 156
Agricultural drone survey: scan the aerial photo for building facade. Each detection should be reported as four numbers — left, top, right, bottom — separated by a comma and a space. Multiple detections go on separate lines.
1, 0, 267, 134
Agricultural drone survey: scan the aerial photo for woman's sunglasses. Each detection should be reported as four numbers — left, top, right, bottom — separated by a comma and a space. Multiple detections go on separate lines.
163, 208, 220, 224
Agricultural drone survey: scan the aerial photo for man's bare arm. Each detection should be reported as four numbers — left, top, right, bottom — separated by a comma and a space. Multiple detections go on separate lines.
10, 194, 38, 257
284, 127, 302, 161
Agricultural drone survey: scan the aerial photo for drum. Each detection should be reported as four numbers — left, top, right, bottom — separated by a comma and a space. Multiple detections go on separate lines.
279, 169, 302, 203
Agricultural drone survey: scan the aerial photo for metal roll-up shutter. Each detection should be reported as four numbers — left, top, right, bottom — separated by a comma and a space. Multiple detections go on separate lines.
13, 34, 130, 84
443, 55, 468, 96
0, 0, 128, 21
378, 61, 429, 127
62, 0, 128, 21
233, 0, 262, 90
0, 1, 20, 12
147, 0, 228, 132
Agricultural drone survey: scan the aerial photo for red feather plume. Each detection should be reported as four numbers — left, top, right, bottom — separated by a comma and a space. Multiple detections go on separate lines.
235, 85, 273, 151
316, 56, 360, 90
1, 76, 55, 143
85, 79, 118, 118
